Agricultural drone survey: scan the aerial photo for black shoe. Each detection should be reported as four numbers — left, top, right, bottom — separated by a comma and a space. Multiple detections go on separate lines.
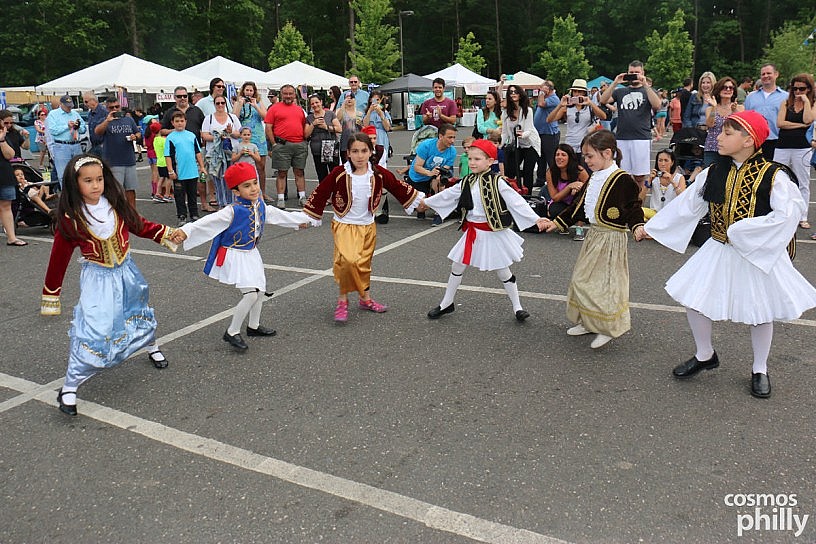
751, 373, 771, 398
57, 389, 77, 416
223, 330, 249, 350
515, 309, 530, 321
672, 352, 720, 379
148, 349, 169, 369
246, 325, 277, 337
427, 304, 455, 319
375, 212, 389, 224
417, 211, 426, 220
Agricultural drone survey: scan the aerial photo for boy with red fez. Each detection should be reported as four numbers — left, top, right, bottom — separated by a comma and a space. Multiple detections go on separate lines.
646, 110, 816, 398
170, 162, 311, 351
417, 139, 549, 321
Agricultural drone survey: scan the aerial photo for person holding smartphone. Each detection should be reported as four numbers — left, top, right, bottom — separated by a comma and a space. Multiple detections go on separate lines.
599, 60, 662, 192
546, 79, 607, 168
94, 96, 141, 209
363, 90, 392, 167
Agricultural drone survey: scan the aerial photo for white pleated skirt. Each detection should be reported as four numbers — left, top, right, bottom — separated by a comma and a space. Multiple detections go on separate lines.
207, 247, 267, 291
447, 228, 525, 271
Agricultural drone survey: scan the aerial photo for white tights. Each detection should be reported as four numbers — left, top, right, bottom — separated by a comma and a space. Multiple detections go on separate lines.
228, 289, 264, 335
686, 309, 773, 373
439, 263, 523, 312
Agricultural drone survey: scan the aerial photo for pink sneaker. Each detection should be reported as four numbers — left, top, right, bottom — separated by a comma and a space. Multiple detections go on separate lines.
359, 298, 388, 313
334, 300, 348, 322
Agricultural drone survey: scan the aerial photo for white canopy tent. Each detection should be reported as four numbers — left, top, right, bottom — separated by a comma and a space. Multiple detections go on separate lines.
509, 71, 544, 88
181, 56, 278, 88
266, 61, 347, 90
36, 54, 209, 95
423, 63, 496, 95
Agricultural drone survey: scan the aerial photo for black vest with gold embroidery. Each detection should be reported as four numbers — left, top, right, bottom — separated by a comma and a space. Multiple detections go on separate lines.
457, 172, 513, 230
704, 151, 795, 258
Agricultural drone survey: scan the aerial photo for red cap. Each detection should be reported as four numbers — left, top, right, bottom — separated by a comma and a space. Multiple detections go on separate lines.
224, 162, 256, 190
469, 139, 497, 161
361, 125, 377, 136
149, 121, 161, 134
726, 110, 769, 149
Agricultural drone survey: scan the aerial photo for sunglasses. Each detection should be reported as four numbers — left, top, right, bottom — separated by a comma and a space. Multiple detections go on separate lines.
215, 101, 227, 105
721, 85, 735, 90
38, 112, 47, 116
792, 86, 809, 92
508, 90, 520, 95
175, 94, 188, 99
214, 84, 226, 89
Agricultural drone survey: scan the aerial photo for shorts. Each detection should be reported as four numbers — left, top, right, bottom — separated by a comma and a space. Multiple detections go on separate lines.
0, 185, 16, 201
110, 165, 139, 191
617, 139, 651, 176
270, 141, 308, 171
655, 112, 667, 119
158, 166, 169, 178
148, 157, 157, 165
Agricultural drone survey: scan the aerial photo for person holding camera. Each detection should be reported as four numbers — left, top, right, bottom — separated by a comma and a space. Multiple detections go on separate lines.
363, 90, 392, 168
306, 95, 342, 182
233, 81, 270, 203
407, 124, 458, 222
94, 96, 141, 209
47, 95, 86, 189
546, 79, 607, 168
599, 60, 662, 191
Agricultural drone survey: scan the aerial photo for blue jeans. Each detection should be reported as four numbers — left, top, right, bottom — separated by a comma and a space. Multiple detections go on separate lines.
51, 142, 82, 188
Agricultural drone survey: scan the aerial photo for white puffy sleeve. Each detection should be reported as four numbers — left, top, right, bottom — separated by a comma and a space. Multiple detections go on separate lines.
181, 206, 234, 250
727, 170, 803, 273
644, 171, 710, 253
423, 183, 463, 220
498, 178, 539, 231
264, 205, 311, 229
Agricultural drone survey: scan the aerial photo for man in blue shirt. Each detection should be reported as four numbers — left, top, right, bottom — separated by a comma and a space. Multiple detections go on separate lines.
408, 123, 457, 221
534, 80, 559, 188
94, 97, 141, 208
83, 92, 108, 156
340, 75, 369, 116
743, 63, 788, 160
46, 95, 85, 188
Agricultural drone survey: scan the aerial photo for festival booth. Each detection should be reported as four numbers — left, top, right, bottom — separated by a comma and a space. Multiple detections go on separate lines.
36, 54, 209, 109
265, 61, 347, 92
423, 63, 496, 127
181, 56, 279, 101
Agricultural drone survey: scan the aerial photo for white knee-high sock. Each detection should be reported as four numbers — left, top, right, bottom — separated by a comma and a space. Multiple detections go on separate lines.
686, 308, 714, 361
497, 267, 523, 312
439, 262, 467, 308
228, 290, 260, 335
247, 291, 265, 329
750, 322, 773, 374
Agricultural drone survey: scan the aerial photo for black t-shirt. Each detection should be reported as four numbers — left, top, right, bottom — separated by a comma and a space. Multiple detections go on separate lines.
161, 106, 205, 143
0, 130, 24, 187
677, 88, 692, 118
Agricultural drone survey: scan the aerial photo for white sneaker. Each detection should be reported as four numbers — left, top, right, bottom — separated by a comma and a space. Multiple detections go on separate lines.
567, 323, 591, 336
591, 334, 613, 349
299, 196, 308, 206
276, 199, 286, 209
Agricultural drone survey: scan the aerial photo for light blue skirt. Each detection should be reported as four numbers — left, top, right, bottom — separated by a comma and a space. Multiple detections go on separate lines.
65, 255, 157, 388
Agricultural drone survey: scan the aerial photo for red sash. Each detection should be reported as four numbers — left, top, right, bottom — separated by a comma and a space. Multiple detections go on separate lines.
215, 245, 228, 266
462, 220, 491, 265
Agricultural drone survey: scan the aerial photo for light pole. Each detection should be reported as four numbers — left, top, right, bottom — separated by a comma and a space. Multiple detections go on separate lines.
399, 10, 414, 76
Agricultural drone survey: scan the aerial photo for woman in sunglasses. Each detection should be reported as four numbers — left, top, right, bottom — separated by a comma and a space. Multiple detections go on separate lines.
501, 84, 540, 193
201, 97, 241, 207
776, 73, 816, 230
546, 78, 607, 169
702, 77, 743, 167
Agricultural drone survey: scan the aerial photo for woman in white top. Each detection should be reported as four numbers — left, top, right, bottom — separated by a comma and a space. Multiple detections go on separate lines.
201, 97, 241, 208
647, 148, 686, 213
546, 79, 607, 166
501, 84, 540, 193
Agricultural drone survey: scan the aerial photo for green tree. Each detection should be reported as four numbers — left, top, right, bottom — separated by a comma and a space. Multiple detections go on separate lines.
348, 0, 400, 83
762, 18, 816, 82
644, 9, 694, 89
268, 21, 315, 69
454, 31, 487, 74
534, 14, 591, 95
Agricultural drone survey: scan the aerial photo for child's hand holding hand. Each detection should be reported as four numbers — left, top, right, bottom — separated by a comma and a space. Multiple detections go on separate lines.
169, 230, 188, 244
633, 225, 649, 241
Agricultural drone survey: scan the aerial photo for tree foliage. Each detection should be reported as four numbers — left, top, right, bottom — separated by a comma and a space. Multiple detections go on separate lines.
0, 0, 811, 89
454, 32, 487, 74
347, 0, 400, 83
762, 18, 816, 82
645, 9, 694, 89
268, 21, 315, 69
534, 14, 591, 95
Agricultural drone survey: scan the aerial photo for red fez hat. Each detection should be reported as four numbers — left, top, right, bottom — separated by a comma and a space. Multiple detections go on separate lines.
361, 125, 377, 136
224, 162, 257, 190
726, 110, 769, 149
469, 139, 497, 161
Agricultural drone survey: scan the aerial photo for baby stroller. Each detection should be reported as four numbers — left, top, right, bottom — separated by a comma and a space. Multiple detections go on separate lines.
402, 124, 439, 167
669, 127, 706, 178
12, 158, 57, 228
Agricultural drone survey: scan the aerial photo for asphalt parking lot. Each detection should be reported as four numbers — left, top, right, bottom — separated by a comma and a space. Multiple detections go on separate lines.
1, 129, 815, 543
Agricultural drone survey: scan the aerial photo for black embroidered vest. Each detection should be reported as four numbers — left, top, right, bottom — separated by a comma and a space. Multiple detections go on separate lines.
457, 172, 513, 230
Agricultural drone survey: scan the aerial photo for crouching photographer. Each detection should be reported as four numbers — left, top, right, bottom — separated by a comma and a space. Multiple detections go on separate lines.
406, 123, 458, 220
